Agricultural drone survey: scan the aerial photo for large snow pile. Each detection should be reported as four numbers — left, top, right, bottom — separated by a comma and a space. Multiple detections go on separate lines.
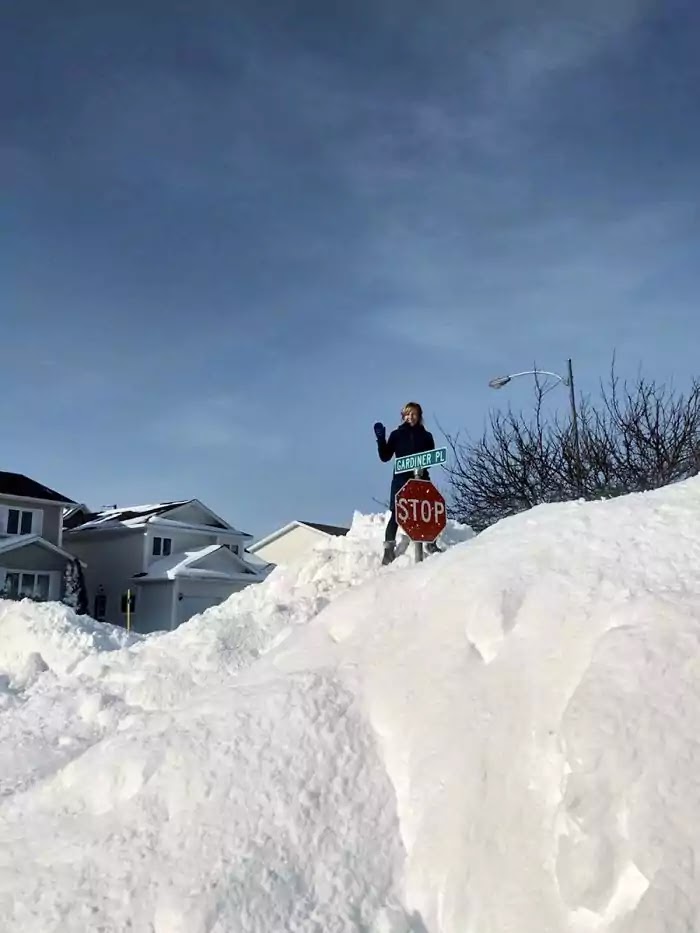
2, 487, 700, 932
71, 511, 473, 710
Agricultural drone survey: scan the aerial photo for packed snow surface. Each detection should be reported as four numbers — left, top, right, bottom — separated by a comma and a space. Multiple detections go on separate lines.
2, 490, 700, 932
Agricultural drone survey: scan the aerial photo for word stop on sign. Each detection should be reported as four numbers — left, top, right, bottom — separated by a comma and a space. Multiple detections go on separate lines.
396, 497, 445, 525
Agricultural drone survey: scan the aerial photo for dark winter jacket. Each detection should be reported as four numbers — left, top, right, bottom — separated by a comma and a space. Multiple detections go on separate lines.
377, 422, 435, 464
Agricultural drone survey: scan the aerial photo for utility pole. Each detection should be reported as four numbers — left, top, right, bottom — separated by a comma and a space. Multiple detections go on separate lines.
489, 359, 585, 499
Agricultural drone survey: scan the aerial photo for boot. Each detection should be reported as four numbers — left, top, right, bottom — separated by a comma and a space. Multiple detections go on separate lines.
382, 541, 396, 565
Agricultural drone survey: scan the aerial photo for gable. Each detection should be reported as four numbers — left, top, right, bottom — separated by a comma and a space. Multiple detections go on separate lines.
249, 523, 331, 565
0, 535, 78, 570
160, 500, 229, 530
0, 541, 69, 572
189, 546, 257, 575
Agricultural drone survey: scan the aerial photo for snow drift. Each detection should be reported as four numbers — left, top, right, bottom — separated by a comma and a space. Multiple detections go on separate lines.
2, 488, 700, 932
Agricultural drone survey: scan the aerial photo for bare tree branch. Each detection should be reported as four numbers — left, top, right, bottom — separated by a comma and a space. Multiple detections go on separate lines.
444, 359, 700, 532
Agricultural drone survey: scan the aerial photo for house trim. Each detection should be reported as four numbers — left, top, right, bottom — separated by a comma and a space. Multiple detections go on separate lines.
135, 572, 256, 584
141, 530, 149, 573
148, 517, 252, 538
0, 494, 75, 508
170, 581, 179, 629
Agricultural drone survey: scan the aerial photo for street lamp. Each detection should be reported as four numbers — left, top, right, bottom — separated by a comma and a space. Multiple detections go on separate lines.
488, 358, 583, 498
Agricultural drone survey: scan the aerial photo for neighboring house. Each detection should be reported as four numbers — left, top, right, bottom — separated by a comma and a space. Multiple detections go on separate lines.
248, 520, 349, 568
0, 471, 79, 602
63, 499, 263, 632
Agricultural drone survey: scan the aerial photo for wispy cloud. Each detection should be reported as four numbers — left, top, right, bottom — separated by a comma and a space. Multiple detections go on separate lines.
364, 199, 696, 356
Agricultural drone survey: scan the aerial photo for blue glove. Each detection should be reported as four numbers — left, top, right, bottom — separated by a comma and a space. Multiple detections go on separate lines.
373, 422, 386, 441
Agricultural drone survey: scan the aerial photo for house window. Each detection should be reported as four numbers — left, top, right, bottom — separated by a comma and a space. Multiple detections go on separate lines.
6, 509, 34, 536
3, 571, 50, 600
152, 537, 172, 557
94, 592, 107, 621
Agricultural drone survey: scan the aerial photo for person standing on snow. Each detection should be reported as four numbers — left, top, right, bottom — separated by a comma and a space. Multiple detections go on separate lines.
374, 401, 440, 565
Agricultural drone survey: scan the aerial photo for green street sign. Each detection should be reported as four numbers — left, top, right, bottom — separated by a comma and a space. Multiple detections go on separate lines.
394, 447, 447, 474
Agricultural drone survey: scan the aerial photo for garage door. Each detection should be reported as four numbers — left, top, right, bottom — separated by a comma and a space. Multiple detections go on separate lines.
176, 593, 218, 627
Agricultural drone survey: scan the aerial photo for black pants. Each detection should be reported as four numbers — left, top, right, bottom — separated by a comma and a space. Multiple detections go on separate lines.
385, 470, 429, 542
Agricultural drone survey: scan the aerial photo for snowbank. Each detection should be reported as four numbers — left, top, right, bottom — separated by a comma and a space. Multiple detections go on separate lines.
0, 598, 136, 685
2, 488, 700, 931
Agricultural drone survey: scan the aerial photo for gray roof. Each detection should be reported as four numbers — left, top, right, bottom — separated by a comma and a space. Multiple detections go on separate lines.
302, 522, 349, 537
0, 471, 75, 505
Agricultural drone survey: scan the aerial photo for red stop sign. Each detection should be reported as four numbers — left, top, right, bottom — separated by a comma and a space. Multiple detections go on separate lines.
395, 479, 447, 542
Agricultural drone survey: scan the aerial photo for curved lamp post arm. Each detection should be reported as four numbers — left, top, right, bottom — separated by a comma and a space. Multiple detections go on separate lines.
488, 359, 583, 498
488, 369, 569, 389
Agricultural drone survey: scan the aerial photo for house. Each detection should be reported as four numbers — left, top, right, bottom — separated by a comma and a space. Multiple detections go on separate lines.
63, 499, 263, 632
247, 520, 349, 568
0, 471, 79, 601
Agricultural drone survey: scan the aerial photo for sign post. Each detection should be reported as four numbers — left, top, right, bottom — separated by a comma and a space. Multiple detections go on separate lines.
122, 589, 135, 631
395, 476, 448, 563
413, 469, 424, 563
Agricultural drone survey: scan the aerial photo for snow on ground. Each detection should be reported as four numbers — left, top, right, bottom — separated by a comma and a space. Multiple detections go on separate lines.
2, 486, 700, 931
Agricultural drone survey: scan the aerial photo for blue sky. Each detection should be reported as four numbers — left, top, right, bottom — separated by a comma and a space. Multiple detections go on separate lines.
4, 0, 700, 538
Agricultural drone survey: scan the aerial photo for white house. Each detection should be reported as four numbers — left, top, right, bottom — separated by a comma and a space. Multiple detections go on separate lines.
247, 520, 349, 568
0, 471, 81, 602
63, 499, 263, 632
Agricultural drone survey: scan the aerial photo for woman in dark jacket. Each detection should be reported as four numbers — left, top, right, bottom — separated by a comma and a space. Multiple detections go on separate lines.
374, 401, 439, 564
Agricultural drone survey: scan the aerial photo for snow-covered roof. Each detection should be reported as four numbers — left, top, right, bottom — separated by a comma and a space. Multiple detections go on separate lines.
64, 499, 252, 538
64, 501, 188, 531
100, 502, 183, 517
134, 544, 261, 582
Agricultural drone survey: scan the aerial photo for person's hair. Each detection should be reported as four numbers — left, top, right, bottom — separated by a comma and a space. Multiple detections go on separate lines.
402, 402, 423, 423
